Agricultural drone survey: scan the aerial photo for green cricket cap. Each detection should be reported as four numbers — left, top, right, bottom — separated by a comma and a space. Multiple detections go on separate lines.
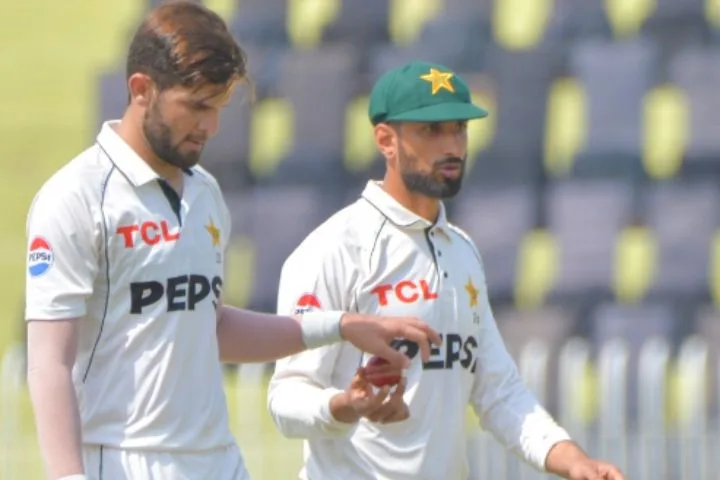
368, 61, 489, 125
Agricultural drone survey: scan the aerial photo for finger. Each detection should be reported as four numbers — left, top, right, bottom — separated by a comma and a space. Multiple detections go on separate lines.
375, 343, 411, 369
381, 404, 410, 424
605, 467, 625, 480
389, 377, 407, 399
367, 385, 391, 408
406, 319, 441, 345
367, 399, 406, 423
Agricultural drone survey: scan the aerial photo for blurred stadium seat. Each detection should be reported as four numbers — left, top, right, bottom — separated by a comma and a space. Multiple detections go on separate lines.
641, 180, 720, 300
544, 179, 635, 302
568, 37, 660, 178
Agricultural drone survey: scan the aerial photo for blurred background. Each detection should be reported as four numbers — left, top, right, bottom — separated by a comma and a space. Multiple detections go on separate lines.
3, 0, 720, 478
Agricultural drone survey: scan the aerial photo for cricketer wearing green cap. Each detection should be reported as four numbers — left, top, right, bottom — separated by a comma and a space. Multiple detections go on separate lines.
268, 60, 625, 480
365, 60, 489, 209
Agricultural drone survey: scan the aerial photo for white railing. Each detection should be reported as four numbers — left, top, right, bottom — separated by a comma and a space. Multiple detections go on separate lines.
2, 337, 719, 479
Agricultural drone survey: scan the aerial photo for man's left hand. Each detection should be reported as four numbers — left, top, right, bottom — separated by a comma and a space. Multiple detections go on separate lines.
545, 441, 625, 480
566, 459, 625, 480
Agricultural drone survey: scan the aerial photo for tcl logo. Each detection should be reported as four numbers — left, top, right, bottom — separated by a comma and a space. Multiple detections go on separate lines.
117, 221, 180, 248
392, 334, 478, 373
371, 280, 438, 306
130, 274, 222, 314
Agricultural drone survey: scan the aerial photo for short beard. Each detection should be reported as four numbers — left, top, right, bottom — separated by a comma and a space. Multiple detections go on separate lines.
400, 151, 465, 199
142, 100, 201, 170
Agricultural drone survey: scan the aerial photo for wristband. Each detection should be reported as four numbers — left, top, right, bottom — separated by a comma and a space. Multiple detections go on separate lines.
301, 311, 344, 349
57, 476, 87, 480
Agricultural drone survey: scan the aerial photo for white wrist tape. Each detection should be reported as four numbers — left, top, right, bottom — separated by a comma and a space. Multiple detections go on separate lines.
57, 475, 87, 480
301, 311, 344, 349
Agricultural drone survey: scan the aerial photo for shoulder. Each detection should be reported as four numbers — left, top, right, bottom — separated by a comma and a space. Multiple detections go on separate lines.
447, 222, 484, 266
282, 198, 386, 274
30, 145, 115, 218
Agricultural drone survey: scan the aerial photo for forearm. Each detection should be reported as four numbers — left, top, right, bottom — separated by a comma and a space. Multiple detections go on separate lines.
216, 306, 306, 363
28, 363, 84, 479
268, 378, 356, 439
475, 380, 571, 471
544, 440, 590, 478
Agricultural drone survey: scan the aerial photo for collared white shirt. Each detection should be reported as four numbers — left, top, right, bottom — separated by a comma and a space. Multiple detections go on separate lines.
268, 181, 571, 480
25, 120, 234, 451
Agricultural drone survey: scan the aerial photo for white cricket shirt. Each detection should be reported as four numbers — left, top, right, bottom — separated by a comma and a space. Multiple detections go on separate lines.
268, 181, 571, 480
25, 121, 234, 451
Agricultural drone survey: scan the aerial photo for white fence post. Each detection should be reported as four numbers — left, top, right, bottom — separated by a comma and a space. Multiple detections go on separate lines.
637, 336, 671, 480
557, 338, 591, 446
597, 338, 629, 469
676, 336, 710, 480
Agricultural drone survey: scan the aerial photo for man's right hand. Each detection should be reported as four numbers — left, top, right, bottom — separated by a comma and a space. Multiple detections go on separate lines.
339, 313, 441, 369
330, 367, 409, 425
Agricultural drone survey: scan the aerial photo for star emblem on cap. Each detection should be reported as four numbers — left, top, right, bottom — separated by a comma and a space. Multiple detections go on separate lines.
420, 68, 455, 95
205, 217, 221, 247
465, 277, 478, 307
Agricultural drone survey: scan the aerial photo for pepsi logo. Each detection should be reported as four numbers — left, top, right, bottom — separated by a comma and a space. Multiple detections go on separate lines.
28, 237, 54, 278
293, 293, 321, 315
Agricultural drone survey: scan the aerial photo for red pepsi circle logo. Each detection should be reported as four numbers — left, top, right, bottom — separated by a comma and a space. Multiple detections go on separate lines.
28, 237, 54, 277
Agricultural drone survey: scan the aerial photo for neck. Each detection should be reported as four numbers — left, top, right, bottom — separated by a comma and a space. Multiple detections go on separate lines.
115, 110, 184, 185
382, 173, 441, 223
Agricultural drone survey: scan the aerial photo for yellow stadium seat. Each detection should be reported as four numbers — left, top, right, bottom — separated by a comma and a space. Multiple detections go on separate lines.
204, 0, 237, 20
389, 0, 442, 46
224, 235, 255, 308
344, 95, 377, 173
707, 0, 720, 29
612, 226, 657, 304
604, 0, 655, 38
466, 79, 496, 174
709, 230, 720, 307
514, 229, 558, 309
286, 0, 340, 49
249, 98, 294, 178
543, 77, 587, 178
642, 85, 689, 180
492, 0, 553, 51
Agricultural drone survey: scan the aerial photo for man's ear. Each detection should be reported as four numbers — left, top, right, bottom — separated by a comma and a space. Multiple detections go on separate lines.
374, 123, 398, 160
127, 73, 155, 108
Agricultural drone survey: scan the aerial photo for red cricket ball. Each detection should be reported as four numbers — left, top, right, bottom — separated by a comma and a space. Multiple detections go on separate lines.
364, 356, 402, 387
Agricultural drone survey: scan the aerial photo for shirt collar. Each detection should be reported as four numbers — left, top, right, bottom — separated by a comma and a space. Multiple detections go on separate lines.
96, 120, 160, 186
96, 120, 194, 187
360, 180, 449, 232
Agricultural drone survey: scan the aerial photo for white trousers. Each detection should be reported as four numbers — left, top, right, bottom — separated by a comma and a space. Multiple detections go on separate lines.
82, 444, 251, 480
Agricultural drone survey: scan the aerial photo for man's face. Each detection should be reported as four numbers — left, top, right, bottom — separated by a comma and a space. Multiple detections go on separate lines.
391, 121, 469, 199
142, 81, 235, 169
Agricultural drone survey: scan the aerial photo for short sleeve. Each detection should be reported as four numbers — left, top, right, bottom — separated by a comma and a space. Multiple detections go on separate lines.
25, 183, 100, 320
